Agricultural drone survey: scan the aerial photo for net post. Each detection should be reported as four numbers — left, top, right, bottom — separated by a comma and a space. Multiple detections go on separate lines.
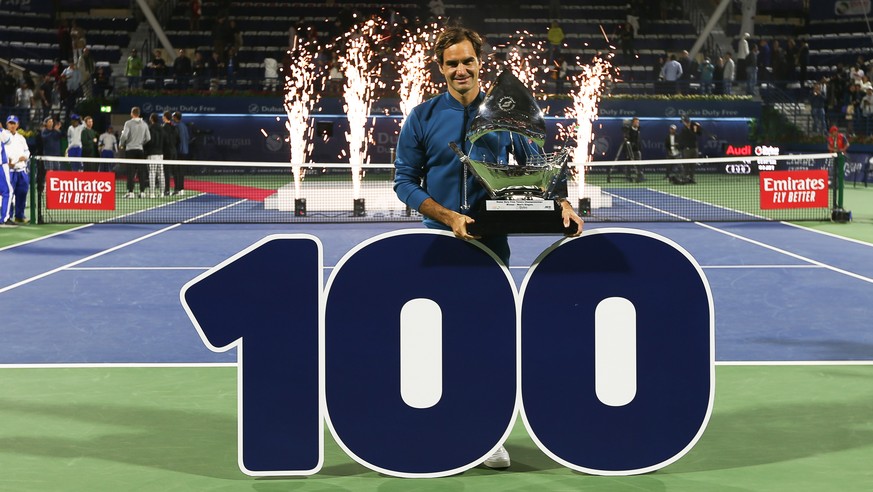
29, 157, 37, 224
836, 152, 845, 209
831, 152, 852, 223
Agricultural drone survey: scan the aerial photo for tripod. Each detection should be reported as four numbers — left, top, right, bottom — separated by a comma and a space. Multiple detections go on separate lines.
607, 139, 644, 183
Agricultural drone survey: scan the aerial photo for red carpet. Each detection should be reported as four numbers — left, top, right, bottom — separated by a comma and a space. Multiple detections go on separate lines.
184, 179, 277, 202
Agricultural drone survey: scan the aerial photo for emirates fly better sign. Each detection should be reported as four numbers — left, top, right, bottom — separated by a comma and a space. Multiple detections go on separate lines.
46, 171, 116, 210
759, 170, 829, 209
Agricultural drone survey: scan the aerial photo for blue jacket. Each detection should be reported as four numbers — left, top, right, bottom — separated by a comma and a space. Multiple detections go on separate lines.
394, 92, 539, 230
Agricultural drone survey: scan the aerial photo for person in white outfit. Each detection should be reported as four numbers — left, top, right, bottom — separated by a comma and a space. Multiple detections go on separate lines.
143, 113, 165, 198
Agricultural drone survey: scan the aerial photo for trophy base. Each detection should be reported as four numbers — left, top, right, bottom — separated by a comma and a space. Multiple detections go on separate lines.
467, 199, 578, 236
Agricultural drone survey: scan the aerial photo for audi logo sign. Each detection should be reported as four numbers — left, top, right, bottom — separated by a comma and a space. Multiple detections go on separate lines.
724, 164, 752, 174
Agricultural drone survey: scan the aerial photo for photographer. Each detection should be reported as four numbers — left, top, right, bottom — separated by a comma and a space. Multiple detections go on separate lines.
674, 116, 701, 184
609, 117, 643, 182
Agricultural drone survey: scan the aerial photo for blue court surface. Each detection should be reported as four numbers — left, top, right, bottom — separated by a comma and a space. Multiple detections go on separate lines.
1, 221, 871, 364
1, 221, 872, 491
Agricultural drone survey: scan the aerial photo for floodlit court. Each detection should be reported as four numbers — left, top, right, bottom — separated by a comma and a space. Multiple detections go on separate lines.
1, 220, 872, 490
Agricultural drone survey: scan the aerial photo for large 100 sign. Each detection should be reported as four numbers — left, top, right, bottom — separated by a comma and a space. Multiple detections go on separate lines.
181, 229, 714, 478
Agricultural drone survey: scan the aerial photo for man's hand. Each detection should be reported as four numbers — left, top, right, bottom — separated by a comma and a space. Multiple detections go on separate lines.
560, 199, 584, 237
448, 212, 480, 241
419, 197, 481, 241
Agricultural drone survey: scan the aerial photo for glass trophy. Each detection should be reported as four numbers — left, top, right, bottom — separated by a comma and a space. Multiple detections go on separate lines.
449, 69, 575, 235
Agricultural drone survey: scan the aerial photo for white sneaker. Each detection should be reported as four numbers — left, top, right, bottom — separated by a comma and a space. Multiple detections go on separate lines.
482, 446, 510, 469
148, 192, 155, 199
123, 192, 135, 198
176, 190, 184, 196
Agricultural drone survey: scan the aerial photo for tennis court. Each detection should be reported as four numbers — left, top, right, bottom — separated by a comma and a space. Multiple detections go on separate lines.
1, 215, 872, 490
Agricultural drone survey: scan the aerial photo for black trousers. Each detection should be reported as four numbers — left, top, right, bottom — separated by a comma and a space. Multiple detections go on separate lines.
124, 149, 148, 192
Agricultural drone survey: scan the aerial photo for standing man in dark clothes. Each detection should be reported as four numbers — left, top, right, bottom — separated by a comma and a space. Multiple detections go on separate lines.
161, 111, 179, 196
675, 116, 700, 184
170, 111, 189, 195
81, 115, 99, 171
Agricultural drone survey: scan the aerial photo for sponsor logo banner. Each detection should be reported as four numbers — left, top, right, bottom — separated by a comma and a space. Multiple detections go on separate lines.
46, 171, 116, 210
759, 170, 829, 209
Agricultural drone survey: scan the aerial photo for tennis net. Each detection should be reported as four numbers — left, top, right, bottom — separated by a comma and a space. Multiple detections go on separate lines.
30, 152, 837, 224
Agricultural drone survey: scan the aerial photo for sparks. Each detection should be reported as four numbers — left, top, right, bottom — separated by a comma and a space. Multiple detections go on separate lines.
283, 41, 323, 199
340, 18, 386, 199
397, 23, 439, 119
563, 57, 613, 193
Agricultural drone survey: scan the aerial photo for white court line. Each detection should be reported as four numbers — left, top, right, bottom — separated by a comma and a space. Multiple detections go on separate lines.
67, 266, 212, 271
702, 264, 823, 269
0, 224, 93, 252
0, 224, 181, 294
0, 363, 237, 369
695, 222, 873, 285
0, 199, 249, 294
1, 361, 870, 369
716, 360, 873, 366
779, 220, 873, 248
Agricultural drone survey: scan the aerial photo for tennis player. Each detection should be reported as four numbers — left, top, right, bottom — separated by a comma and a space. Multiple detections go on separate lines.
393, 26, 584, 470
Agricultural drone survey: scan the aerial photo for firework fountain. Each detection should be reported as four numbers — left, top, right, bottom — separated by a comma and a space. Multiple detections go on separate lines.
339, 18, 384, 202
282, 42, 322, 200
564, 56, 614, 210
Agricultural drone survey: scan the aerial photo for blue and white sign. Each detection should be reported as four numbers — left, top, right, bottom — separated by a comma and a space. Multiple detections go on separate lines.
181, 229, 715, 478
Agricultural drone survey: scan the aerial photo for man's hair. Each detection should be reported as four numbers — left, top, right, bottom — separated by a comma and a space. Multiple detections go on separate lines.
433, 26, 483, 64
131, 106, 141, 117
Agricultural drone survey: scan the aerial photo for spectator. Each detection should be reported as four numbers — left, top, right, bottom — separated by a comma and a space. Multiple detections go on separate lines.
797, 40, 809, 84
98, 125, 118, 172
264, 57, 279, 92
69, 19, 87, 62
161, 111, 179, 196
192, 51, 208, 90
619, 23, 635, 63
148, 49, 168, 89
664, 124, 680, 179
190, 0, 202, 30
93, 65, 112, 98
722, 52, 735, 95
171, 111, 189, 195
212, 15, 229, 61
77, 47, 95, 97
225, 46, 239, 90
678, 50, 692, 93
14, 81, 35, 128
758, 39, 771, 83
126, 48, 144, 89
118, 106, 151, 198
659, 54, 683, 94
174, 49, 193, 89
207, 50, 224, 91
36, 117, 63, 198
66, 114, 85, 171
37, 74, 54, 119
57, 19, 72, 62
811, 83, 828, 135
699, 57, 714, 95
547, 20, 564, 64
143, 112, 165, 198
230, 19, 243, 52
737, 32, 750, 82
81, 115, 99, 171
746, 43, 759, 96
61, 62, 82, 116
860, 87, 873, 135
